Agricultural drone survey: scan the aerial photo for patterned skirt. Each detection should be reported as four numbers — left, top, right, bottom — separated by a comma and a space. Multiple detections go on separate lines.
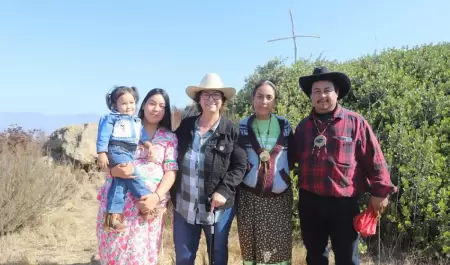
236, 187, 293, 265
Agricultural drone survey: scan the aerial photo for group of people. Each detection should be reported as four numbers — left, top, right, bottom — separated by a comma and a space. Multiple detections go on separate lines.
94, 66, 397, 265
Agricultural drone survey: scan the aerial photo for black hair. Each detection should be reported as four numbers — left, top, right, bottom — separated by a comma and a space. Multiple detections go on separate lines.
105, 86, 139, 111
138, 88, 172, 130
193, 90, 227, 113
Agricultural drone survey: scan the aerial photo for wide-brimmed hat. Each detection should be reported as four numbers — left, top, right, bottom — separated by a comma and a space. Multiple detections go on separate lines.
299, 66, 351, 99
186, 73, 236, 101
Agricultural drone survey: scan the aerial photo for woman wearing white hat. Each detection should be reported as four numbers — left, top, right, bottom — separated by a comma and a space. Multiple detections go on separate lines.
170, 73, 247, 265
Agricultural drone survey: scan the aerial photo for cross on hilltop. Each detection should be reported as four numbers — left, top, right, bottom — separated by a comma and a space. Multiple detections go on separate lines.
267, 9, 320, 62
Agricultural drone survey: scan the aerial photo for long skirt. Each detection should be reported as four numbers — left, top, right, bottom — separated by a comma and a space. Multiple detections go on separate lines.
236, 187, 293, 265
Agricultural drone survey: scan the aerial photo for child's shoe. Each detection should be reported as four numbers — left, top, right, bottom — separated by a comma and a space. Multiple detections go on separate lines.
103, 213, 128, 232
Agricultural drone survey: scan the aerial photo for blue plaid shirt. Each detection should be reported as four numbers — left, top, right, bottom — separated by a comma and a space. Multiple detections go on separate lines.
175, 117, 220, 224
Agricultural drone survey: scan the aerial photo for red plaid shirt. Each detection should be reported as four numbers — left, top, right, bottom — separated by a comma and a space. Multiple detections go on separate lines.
293, 105, 397, 198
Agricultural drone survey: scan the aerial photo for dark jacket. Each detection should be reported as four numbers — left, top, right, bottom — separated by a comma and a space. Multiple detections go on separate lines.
237, 114, 296, 197
171, 115, 248, 210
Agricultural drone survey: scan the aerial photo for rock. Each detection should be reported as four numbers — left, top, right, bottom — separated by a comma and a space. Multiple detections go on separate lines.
45, 122, 98, 168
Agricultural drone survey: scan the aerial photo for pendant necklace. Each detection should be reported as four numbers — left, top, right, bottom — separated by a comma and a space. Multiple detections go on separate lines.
312, 118, 333, 156
255, 116, 272, 162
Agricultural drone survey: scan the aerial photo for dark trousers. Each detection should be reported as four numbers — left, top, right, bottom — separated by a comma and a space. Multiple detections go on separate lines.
298, 189, 360, 265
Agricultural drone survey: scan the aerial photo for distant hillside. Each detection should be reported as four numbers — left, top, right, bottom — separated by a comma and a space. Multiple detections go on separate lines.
0, 112, 101, 133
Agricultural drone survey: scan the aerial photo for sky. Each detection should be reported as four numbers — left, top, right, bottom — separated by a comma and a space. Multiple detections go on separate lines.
1, 0, 449, 115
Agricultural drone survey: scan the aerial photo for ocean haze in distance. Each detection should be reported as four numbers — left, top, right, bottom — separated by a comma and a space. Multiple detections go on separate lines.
0, 112, 101, 134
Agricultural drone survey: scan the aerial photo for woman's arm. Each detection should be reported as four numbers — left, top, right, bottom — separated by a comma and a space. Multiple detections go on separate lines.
154, 170, 176, 198
138, 133, 179, 212
137, 170, 177, 214
156, 134, 179, 197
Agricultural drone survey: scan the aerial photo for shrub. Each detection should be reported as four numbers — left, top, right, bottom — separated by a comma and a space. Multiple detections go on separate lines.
228, 43, 450, 258
0, 125, 79, 235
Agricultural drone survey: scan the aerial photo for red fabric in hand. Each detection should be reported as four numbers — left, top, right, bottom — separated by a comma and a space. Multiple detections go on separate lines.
353, 204, 379, 237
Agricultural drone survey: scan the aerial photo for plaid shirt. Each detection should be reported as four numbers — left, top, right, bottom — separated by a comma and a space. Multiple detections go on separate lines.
293, 105, 397, 198
175, 117, 220, 224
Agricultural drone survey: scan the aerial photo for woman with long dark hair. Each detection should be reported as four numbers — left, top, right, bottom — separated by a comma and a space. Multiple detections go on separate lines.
96, 88, 179, 265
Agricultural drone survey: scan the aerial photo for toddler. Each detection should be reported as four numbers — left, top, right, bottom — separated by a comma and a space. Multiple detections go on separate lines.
96, 86, 151, 232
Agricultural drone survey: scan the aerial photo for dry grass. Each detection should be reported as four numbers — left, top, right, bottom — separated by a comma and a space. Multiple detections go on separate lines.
0, 173, 309, 265
0, 137, 79, 235
1, 172, 447, 265
0, 179, 99, 264
0, 131, 447, 265
0, 132, 93, 264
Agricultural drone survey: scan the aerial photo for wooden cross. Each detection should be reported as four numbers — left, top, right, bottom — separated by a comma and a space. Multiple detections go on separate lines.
267, 9, 320, 62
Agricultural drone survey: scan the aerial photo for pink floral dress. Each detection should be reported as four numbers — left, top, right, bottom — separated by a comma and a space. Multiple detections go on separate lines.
96, 128, 178, 265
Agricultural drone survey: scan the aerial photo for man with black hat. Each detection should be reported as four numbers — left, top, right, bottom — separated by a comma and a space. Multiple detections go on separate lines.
293, 66, 397, 265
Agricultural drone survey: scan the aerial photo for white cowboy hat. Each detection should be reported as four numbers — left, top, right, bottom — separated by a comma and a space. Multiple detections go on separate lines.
185, 73, 236, 100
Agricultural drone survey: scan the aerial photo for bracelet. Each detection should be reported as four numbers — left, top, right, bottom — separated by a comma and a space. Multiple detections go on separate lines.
154, 193, 161, 202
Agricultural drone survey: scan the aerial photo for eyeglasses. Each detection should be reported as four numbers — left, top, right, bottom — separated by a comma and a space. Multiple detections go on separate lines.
200, 92, 222, 100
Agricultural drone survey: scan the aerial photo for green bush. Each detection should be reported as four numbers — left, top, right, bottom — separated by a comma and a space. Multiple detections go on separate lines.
229, 43, 450, 257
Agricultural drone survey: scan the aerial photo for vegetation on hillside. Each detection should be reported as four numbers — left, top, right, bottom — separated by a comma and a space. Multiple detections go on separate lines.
1, 43, 449, 264
228, 42, 450, 259
0, 126, 80, 235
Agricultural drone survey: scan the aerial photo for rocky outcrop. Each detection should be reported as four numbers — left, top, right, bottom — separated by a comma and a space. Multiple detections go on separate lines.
45, 122, 98, 169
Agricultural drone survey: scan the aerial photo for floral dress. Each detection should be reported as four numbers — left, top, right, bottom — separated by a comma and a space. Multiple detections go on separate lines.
96, 128, 178, 265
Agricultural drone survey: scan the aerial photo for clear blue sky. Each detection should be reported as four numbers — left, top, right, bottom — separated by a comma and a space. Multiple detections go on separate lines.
1, 0, 448, 115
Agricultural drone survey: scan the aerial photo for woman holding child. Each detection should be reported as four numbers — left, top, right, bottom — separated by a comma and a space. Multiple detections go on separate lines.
96, 87, 178, 265
236, 80, 296, 265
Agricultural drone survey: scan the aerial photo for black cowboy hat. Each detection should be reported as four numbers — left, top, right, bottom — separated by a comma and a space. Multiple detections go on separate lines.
299, 66, 351, 99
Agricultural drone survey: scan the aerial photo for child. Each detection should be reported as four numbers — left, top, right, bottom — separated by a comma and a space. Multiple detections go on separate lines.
96, 85, 151, 232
